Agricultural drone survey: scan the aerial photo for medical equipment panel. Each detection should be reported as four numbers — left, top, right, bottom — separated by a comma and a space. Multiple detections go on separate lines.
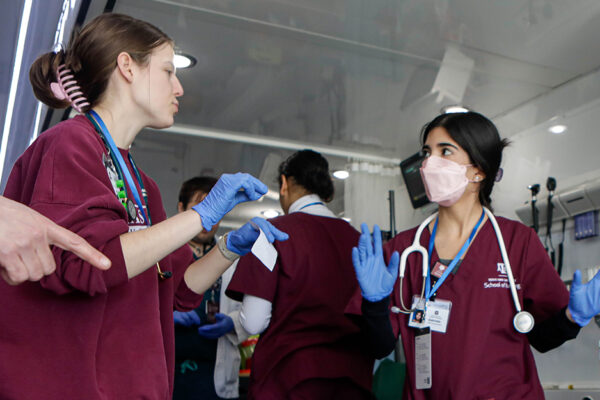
515, 178, 600, 227
559, 186, 595, 216
585, 180, 600, 209
515, 196, 569, 227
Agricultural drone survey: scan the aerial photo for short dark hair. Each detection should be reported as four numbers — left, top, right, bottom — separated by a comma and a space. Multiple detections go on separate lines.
178, 176, 218, 206
278, 150, 334, 202
421, 112, 510, 209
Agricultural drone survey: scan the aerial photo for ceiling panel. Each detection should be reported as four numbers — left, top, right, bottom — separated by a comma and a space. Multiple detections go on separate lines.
95, 0, 600, 222
111, 0, 600, 154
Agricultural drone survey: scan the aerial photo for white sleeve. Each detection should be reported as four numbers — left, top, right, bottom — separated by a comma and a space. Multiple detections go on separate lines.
239, 294, 272, 335
224, 309, 250, 346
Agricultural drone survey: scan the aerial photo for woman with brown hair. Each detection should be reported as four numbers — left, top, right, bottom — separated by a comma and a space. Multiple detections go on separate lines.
0, 13, 286, 399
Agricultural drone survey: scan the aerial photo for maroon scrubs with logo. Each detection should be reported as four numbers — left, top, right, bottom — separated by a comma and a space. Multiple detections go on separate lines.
226, 213, 375, 400
0, 115, 202, 399
385, 217, 568, 399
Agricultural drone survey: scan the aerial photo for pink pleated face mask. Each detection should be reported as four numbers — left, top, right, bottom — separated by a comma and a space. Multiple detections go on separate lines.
420, 155, 473, 207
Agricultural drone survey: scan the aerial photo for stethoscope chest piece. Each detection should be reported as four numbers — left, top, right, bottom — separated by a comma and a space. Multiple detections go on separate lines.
513, 311, 535, 333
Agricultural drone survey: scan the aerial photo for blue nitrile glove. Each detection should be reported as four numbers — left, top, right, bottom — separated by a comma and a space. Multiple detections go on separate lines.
227, 217, 289, 256
192, 173, 268, 231
174, 310, 202, 327
351, 223, 399, 302
568, 269, 600, 326
197, 313, 235, 339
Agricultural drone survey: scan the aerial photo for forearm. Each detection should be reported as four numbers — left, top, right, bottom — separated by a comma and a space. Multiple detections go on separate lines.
360, 296, 397, 359
528, 306, 581, 353
184, 245, 235, 294
120, 210, 202, 279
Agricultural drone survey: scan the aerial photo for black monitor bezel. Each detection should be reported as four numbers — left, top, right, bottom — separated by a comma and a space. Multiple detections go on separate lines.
400, 152, 430, 209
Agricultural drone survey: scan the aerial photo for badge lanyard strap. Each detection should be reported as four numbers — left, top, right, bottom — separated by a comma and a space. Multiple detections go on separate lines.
87, 110, 151, 226
86, 112, 171, 280
425, 209, 485, 300
85, 113, 127, 193
298, 201, 324, 210
127, 155, 151, 225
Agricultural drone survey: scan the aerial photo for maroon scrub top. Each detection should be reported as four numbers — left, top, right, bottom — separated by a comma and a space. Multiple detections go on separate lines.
0, 115, 202, 399
227, 213, 375, 399
385, 216, 568, 399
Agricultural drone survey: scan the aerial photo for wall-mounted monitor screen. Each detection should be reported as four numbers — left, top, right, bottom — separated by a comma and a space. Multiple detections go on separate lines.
400, 152, 430, 209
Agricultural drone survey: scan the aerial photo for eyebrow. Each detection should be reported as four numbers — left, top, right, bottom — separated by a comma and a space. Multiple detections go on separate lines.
422, 142, 459, 151
438, 142, 459, 149
164, 61, 174, 68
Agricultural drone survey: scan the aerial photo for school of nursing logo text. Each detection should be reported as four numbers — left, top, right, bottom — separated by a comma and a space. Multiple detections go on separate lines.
483, 263, 521, 289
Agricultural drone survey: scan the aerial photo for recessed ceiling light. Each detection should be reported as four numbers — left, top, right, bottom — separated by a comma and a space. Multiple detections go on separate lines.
333, 170, 350, 180
262, 209, 281, 219
548, 124, 567, 134
174, 53, 197, 69
441, 105, 469, 114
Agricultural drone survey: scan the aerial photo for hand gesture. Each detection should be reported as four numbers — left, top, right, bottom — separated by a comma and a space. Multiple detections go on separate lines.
192, 173, 268, 231
351, 223, 399, 302
0, 196, 111, 285
227, 217, 289, 256
568, 269, 600, 326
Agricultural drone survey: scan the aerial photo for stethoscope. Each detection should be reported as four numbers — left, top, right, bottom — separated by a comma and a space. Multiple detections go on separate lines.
86, 110, 171, 280
391, 207, 535, 334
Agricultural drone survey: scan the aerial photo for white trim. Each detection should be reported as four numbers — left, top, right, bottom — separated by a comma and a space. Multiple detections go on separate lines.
151, 124, 401, 165
30, 102, 44, 145
0, 0, 33, 184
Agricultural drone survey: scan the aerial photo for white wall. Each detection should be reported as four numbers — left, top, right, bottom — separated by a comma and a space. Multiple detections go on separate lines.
491, 73, 600, 388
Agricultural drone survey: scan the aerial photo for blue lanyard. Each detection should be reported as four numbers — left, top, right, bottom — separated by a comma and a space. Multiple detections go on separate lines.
298, 201, 324, 210
87, 110, 150, 226
425, 209, 485, 300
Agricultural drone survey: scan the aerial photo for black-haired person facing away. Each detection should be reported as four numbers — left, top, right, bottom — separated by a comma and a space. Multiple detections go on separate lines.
226, 150, 377, 400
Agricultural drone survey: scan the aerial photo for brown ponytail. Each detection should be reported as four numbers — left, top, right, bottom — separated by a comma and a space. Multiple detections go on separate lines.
28, 13, 173, 112
29, 50, 71, 109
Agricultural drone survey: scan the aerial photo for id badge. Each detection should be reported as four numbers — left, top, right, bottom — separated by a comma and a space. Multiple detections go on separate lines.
415, 327, 432, 390
408, 295, 452, 333
426, 299, 452, 333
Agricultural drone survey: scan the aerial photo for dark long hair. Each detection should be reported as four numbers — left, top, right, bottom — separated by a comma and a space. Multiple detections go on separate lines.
29, 13, 172, 111
278, 150, 334, 202
421, 112, 509, 209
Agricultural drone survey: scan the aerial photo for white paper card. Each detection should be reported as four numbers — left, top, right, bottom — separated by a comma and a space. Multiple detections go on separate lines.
251, 229, 277, 271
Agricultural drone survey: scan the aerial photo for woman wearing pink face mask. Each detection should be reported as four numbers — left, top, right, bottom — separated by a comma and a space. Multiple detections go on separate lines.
351, 112, 600, 399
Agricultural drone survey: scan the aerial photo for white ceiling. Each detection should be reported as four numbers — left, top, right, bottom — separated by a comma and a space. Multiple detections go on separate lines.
85, 0, 600, 225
